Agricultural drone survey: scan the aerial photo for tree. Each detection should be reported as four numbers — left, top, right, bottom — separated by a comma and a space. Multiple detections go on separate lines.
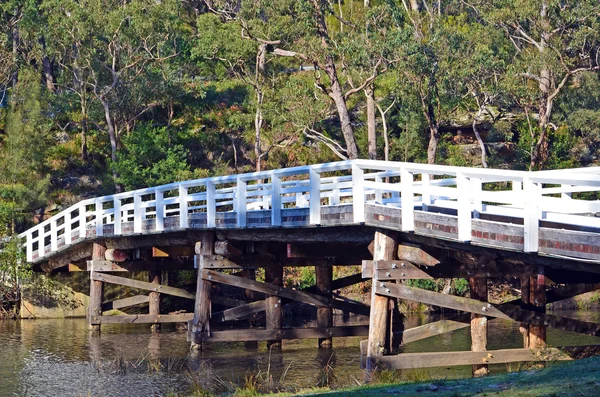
483, 0, 600, 169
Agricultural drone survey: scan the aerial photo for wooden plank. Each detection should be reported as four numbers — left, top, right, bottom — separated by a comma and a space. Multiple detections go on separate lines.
189, 325, 369, 343
402, 320, 470, 344
211, 301, 266, 323
470, 277, 489, 377
546, 283, 600, 303
331, 273, 365, 290
396, 244, 440, 267
192, 232, 214, 340
375, 283, 511, 320
370, 260, 433, 280
316, 265, 333, 347
201, 269, 329, 307
92, 313, 193, 324
376, 348, 571, 370
91, 272, 195, 300
43, 243, 93, 272
102, 295, 149, 311
89, 243, 105, 331
265, 264, 283, 348
199, 255, 361, 269
87, 259, 194, 272
214, 240, 243, 257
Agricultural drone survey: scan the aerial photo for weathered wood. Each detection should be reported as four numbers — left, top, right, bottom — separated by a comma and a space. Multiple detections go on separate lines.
91, 272, 195, 299
202, 269, 370, 315
470, 277, 488, 377
105, 249, 129, 262
402, 320, 470, 344
214, 240, 243, 257
367, 230, 397, 365
211, 300, 266, 323
331, 273, 365, 290
88, 243, 106, 331
546, 283, 600, 303
216, 226, 375, 244
92, 313, 193, 324
87, 259, 194, 272
376, 348, 571, 370
520, 276, 531, 348
316, 265, 333, 347
529, 270, 547, 349
149, 272, 161, 332
396, 244, 440, 267
192, 232, 215, 346
265, 264, 283, 348
189, 325, 369, 343
199, 255, 361, 269
102, 295, 149, 311
43, 243, 93, 272
152, 245, 195, 257
366, 260, 432, 280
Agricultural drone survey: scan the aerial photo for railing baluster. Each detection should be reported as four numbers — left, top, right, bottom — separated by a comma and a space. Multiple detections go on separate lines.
179, 185, 189, 229
134, 193, 142, 233
375, 174, 383, 204
95, 200, 103, 237
352, 164, 365, 223
421, 173, 431, 209
114, 198, 122, 235
236, 177, 247, 228
471, 177, 483, 218
26, 232, 33, 262
457, 173, 472, 242
523, 177, 540, 252
309, 169, 321, 224
155, 190, 164, 232
79, 203, 87, 239
272, 173, 282, 226
401, 168, 414, 231
561, 184, 573, 199
207, 181, 215, 228
65, 211, 72, 245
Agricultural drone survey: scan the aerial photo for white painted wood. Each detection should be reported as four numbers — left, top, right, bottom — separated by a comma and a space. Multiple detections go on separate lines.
401, 168, 414, 231
64, 211, 72, 245
456, 173, 472, 242
155, 191, 164, 232
523, 177, 540, 252
309, 169, 321, 224
352, 164, 365, 223
134, 193, 142, 233
236, 177, 247, 228
95, 200, 103, 237
179, 185, 189, 229
207, 181, 215, 228
271, 174, 282, 226
18, 159, 600, 262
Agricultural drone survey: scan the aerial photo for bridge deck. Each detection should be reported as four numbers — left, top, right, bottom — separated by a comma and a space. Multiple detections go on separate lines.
21, 159, 600, 266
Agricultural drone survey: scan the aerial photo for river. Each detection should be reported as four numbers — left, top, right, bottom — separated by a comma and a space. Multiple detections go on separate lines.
1, 312, 599, 396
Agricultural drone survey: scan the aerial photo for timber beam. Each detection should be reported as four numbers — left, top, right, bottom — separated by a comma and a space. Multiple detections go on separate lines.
189, 325, 369, 344
91, 272, 195, 300
87, 259, 194, 272
201, 269, 370, 315
198, 255, 362, 269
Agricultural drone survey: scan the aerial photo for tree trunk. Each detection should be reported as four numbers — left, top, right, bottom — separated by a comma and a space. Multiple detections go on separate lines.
42, 56, 55, 92
365, 84, 376, 160
473, 106, 488, 168
531, 67, 551, 170
427, 124, 439, 165
254, 44, 267, 172
326, 58, 359, 159
100, 97, 122, 192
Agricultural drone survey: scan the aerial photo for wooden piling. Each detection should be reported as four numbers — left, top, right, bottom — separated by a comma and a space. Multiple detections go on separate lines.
469, 277, 488, 377
149, 271, 161, 332
367, 230, 397, 370
191, 232, 215, 350
88, 242, 106, 331
529, 268, 547, 348
265, 264, 283, 349
316, 265, 333, 347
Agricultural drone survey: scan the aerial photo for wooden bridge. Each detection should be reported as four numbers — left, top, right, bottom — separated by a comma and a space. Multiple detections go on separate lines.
20, 159, 600, 375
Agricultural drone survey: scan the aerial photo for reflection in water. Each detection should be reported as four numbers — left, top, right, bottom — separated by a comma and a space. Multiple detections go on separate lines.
0, 312, 599, 396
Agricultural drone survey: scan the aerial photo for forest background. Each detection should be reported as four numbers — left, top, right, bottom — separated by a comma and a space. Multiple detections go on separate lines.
0, 0, 599, 307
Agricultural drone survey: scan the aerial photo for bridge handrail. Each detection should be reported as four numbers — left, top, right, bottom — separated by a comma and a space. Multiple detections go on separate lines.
19, 159, 600, 263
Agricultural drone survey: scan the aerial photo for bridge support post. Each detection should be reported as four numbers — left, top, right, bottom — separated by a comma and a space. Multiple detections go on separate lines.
520, 267, 546, 349
366, 230, 398, 372
265, 264, 283, 349
469, 277, 488, 377
149, 271, 161, 332
88, 242, 106, 331
191, 232, 215, 350
316, 265, 333, 348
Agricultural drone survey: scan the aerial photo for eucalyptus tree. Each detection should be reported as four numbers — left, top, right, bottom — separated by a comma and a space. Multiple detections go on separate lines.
481, 0, 600, 169
42, 0, 184, 190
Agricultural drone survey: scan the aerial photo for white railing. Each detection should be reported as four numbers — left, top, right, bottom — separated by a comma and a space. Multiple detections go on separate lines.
19, 160, 600, 263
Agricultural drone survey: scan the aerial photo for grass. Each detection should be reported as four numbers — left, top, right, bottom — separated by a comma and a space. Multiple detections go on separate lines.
287, 355, 600, 397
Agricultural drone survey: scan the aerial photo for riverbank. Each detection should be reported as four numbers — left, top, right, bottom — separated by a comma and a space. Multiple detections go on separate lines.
289, 355, 600, 397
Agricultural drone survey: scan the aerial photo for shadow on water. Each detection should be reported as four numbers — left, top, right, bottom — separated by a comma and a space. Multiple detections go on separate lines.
1, 312, 600, 396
